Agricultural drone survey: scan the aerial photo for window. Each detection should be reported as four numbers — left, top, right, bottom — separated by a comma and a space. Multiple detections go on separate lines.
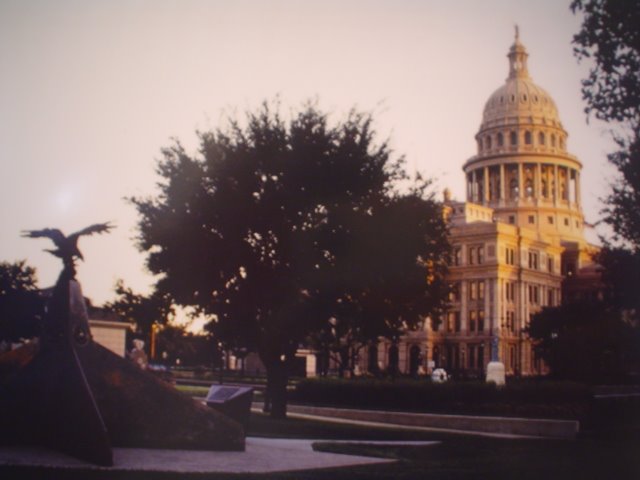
469, 281, 478, 300
453, 247, 461, 266
497, 132, 504, 146
508, 215, 515, 224
510, 131, 517, 146
547, 289, 554, 306
551, 134, 556, 147
525, 179, 533, 197
455, 312, 461, 332
538, 132, 545, 145
505, 247, 515, 265
548, 216, 554, 224
528, 285, 539, 304
486, 136, 492, 149
478, 281, 485, 300
528, 250, 539, 270
506, 311, 516, 333
449, 282, 460, 302
478, 311, 485, 332
524, 131, 532, 144
469, 310, 477, 332
564, 217, 569, 226
510, 178, 519, 199
468, 247, 475, 265
477, 246, 484, 264
528, 215, 535, 224
447, 312, 456, 333
547, 256, 554, 273
505, 281, 516, 302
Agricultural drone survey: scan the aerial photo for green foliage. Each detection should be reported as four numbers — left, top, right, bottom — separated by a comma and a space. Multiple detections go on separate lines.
572, 0, 640, 250
571, 1, 640, 370
0, 260, 44, 342
155, 325, 215, 367
528, 301, 640, 382
103, 280, 173, 348
291, 377, 591, 419
130, 100, 450, 417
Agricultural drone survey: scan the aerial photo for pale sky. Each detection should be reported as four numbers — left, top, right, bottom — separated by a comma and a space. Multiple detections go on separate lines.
0, 0, 615, 313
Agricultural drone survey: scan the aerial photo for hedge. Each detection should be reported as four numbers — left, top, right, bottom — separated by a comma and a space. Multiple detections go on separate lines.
289, 378, 592, 419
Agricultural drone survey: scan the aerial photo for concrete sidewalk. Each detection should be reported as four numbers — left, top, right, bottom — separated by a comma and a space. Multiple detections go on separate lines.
0, 438, 437, 474
270, 404, 579, 439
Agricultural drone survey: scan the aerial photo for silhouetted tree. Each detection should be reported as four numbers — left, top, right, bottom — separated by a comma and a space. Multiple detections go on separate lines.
528, 301, 639, 382
103, 280, 174, 356
308, 188, 449, 376
572, 0, 640, 249
571, 2, 640, 365
130, 101, 449, 417
0, 260, 44, 342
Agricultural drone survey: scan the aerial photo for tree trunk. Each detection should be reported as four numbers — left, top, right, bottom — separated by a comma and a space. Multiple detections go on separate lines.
265, 361, 288, 419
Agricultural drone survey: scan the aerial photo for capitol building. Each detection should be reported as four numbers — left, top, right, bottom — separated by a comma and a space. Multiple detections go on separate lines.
355, 31, 598, 378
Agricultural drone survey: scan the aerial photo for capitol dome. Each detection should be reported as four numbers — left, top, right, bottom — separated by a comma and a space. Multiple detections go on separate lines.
462, 28, 585, 243
479, 33, 563, 131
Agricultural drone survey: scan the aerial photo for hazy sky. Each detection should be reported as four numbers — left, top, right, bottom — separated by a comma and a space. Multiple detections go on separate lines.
0, 0, 615, 311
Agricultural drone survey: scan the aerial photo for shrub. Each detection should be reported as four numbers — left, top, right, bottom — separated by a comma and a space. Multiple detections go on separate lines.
290, 377, 592, 419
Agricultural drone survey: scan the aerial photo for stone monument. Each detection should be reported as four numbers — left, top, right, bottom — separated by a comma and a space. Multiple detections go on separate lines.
0, 223, 244, 466
485, 329, 506, 386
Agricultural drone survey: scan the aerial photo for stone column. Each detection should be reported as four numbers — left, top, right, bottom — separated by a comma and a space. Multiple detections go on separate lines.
484, 166, 490, 204
575, 169, 581, 205
484, 279, 491, 334
499, 164, 506, 202
472, 170, 477, 203
535, 163, 542, 203
517, 163, 523, 199
553, 164, 559, 205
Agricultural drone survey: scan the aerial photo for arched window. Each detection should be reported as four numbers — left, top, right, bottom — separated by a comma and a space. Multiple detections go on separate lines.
551, 134, 556, 147
388, 345, 399, 375
497, 132, 504, 147
368, 344, 378, 373
486, 135, 492, 149
510, 178, 519, 199
510, 131, 517, 146
538, 132, 545, 145
433, 346, 440, 368
409, 345, 421, 377
525, 179, 533, 197
524, 131, 532, 145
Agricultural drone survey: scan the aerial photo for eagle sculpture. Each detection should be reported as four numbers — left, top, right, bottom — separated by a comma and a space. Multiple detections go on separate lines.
21, 222, 115, 272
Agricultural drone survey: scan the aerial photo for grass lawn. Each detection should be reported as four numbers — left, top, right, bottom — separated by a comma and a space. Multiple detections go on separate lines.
3, 411, 638, 480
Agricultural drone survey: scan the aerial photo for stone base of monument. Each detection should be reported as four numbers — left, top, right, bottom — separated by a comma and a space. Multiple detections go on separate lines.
485, 361, 506, 386
0, 341, 245, 454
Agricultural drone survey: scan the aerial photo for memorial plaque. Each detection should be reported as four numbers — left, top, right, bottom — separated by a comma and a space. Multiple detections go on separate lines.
205, 385, 254, 431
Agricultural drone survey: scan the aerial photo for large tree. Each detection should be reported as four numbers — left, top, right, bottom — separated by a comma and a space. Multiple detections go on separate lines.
572, 0, 640, 250
131, 102, 449, 417
0, 260, 44, 343
528, 301, 639, 382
